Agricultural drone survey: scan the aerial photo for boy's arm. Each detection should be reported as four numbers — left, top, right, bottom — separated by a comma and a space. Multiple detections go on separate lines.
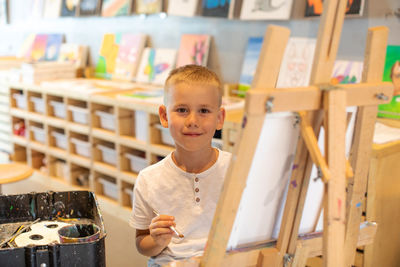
135, 215, 176, 257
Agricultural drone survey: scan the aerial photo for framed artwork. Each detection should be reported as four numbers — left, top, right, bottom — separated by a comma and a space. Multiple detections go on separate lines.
202, 0, 231, 18
305, 0, 364, 17
240, 0, 293, 20
102, 0, 131, 17
61, 0, 78, 16
167, 0, 198, 17
238, 37, 263, 95
78, 0, 101, 16
176, 34, 211, 67
135, 0, 162, 14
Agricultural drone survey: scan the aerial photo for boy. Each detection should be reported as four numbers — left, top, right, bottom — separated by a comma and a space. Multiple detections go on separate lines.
129, 65, 231, 266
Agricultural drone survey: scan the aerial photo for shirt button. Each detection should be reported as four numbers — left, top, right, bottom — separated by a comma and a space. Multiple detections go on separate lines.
195, 177, 199, 182
195, 188, 199, 193
196, 197, 200, 202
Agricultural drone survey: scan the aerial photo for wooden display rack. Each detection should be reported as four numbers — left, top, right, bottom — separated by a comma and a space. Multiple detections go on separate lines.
167, 0, 393, 266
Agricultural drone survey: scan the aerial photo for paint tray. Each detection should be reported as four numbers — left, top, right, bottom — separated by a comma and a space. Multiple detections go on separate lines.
0, 191, 106, 267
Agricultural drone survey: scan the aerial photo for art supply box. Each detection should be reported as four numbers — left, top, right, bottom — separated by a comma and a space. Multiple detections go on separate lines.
0, 191, 106, 267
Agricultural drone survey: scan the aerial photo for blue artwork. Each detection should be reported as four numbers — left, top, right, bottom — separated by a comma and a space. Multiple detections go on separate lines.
202, 0, 231, 17
238, 37, 263, 94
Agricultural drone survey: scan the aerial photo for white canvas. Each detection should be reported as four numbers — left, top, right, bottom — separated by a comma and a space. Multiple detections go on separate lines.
227, 112, 300, 250
136, 48, 177, 85
167, 0, 198, 17
240, 0, 293, 20
276, 37, 316, 88
43, 0, 61, 18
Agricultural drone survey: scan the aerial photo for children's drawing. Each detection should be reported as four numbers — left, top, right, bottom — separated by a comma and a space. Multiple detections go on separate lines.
378, 45, 400, 119
167, 0, 198, 17
240, 0, 294, 20
176, 34, 211, 67
276, 37, 316, 88
44, 34, 63, 61
135, 0, 162, 14
79, 0, 100, 16
238, 37, 263, 95
31, 35, 48, 61
114, 34, 147, 81
331, 60, 363, 84
61, 0, 77, 16
202, 0, 231, 18
95, 33, 120, 79
136, 48, 177, 85
58, 44, 88, 68
305, 0, 364, 17
101, 0, 131, 17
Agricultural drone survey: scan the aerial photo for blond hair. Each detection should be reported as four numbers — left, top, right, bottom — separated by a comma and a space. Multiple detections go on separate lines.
164, 65, 223, 106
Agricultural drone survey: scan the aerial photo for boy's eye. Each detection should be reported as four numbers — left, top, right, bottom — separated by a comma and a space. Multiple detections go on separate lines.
176, 108, 187, 113
200, 108, 210, 114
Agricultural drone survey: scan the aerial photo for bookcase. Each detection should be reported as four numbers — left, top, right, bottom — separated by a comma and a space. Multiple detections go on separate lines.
0, 82, 12, 153
8, 80, 235, 209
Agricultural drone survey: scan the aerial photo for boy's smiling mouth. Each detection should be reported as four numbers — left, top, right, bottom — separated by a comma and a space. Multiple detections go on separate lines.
183, 132, 202, 136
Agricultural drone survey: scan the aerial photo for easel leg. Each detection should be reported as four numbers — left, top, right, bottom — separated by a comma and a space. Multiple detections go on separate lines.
323, 90, 347, 267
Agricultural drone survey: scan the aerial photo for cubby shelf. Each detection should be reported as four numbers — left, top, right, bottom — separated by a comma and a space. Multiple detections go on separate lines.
7, 80, 239, 209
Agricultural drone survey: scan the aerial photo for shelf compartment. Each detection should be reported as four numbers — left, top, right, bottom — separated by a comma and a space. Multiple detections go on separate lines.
118, 108, 149, 142
153, 123, 174, 146
92, 103, 115, 132
12, 144, 27, 163
70, 132, 91, 158
29, 93, 45, 114
12, 116, 26, 138
11, 89, 26, 109
49, 127, 67, 150
30, 149, 47, 173
29, 121, 46, 144
94, 172, 119, 201
120, 146, 148, 174
48, 157, 69, 182
70, 163, 90, 189
122, 182, 134, 208
94, 139, 117, 166
48, 95, 66, 119
67, 99, 89, 125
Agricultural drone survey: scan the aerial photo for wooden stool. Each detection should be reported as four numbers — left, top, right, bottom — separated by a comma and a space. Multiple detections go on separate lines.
0, 163, 34, 194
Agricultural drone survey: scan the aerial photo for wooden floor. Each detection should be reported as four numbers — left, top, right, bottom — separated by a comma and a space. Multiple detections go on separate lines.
1, 171, 148, 267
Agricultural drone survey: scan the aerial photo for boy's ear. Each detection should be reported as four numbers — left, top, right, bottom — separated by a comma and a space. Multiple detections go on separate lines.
216, 107, 226, 131
159, 105, 168, 128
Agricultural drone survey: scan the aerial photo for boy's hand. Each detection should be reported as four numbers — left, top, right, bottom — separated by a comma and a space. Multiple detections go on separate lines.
149, 214, 175, 247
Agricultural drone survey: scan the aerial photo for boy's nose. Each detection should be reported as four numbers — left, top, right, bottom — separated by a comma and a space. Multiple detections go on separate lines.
185, 112, 199, 127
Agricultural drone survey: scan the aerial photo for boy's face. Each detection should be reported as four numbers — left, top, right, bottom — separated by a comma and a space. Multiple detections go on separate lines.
159, 82, 225, 153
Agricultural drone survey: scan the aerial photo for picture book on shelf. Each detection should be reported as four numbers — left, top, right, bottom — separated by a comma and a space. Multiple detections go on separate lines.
58, 43, 88, 68
136, 48, 177, 85
176, 34, 211, 67
305, 0, 364, 17
238, 36, 263, 96
202, 0, 231, 18
240, 0, 293, 20
78, 0, 101, 16
135, 0, 163, 14
44, 34, 64, 61
114, 33, 147, 81
61, 0, 77, 16
95, 33, 120, 79
31, 34, 48, 61
276, 37, 316, 88
17, 34, 36, 59
167, 0, 198, 17
330, 60, 363, 84
0, 0, 8, 24
378, 45, 400, 120
102, 0, 131, 17
43, 0, 61, 18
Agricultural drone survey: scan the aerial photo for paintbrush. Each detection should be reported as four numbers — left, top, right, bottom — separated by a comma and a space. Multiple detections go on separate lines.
153, 210, 184, 238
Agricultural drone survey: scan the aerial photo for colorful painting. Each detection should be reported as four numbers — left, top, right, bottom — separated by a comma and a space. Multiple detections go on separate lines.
78, 0, 101, 16
44, 34, 64, 61
136, 48, 177, 85
176, 34, 211, 67
202, 0, 231, 18
330, 60, 363, 84
240, 0, 293, 20
238, 37, 263, 95
114, 34, 147, 81
95, 33, 120, 79
0, 0, 8, 24
58, 44, 89, 68
31, 34, 48, 61
43, 0, 61, 18
167, 0, 198, 17
305, 0, 364, 17
61, 0, 77, 16
102, 0, 131, 16
276, 37, 316, 88
378, 45, 400, 120
135, 0, 162, 14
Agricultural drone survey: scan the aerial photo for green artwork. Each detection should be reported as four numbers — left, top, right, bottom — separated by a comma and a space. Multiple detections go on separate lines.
378, 46, 400, 120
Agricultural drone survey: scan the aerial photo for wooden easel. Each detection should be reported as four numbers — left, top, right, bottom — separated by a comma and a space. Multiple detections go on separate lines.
167, 0, 393, 266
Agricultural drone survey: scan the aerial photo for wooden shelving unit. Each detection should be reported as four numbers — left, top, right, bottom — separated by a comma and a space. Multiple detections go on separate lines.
8, 80, 239, 209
